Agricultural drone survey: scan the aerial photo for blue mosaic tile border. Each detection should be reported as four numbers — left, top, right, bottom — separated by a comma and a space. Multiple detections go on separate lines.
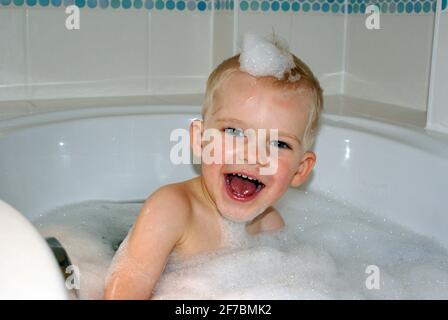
0, 0, 443, 13
0, 0, 226, 10
240, 0, 438, 14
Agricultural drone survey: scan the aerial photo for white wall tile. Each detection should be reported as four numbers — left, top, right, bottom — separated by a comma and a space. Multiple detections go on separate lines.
27, 8, 148, 99
290, 13, 346, 96
345, 14, 434, 111
212, 11, 234, 69
150, 11, 211, 95
0, 8, 27, 101
237, 11, 292, 49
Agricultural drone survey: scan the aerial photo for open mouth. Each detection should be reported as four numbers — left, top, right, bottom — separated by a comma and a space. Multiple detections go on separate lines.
224, 173, 265, 201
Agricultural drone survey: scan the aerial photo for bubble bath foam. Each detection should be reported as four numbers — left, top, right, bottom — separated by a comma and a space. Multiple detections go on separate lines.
35, 190, 448, 300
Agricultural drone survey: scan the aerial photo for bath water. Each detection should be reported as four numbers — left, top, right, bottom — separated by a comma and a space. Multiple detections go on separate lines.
34, 189, 448, 299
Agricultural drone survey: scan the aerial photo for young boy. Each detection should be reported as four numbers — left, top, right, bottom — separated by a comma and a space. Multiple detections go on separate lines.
104, 40, 323, 299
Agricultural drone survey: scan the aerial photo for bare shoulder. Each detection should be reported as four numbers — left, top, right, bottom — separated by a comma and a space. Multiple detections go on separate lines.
143, 182, 192, 214
131, 181, 194, 248
137, 182, 193, 227
259, 207, 285, 233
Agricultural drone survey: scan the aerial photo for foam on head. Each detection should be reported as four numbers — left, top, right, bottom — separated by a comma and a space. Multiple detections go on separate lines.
239, 33, 299, 81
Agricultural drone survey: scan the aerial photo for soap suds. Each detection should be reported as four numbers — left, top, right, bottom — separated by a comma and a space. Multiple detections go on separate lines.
34, 190, 448, 300
219, 217, 250, 248
239, 32, 299, 82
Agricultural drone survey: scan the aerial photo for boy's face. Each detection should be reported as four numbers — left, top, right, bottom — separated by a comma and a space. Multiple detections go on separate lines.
194, 71, 316, 222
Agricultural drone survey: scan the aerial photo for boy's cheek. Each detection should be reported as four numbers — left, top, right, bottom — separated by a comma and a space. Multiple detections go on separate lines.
202, 162, 220, 175
268, 160, 300, 192
267, 157, 295, 177
257, 165, 284, 190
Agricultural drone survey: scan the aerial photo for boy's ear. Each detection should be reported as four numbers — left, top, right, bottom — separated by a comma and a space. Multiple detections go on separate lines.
290, 151, 316, 187
190, 119, 203, 159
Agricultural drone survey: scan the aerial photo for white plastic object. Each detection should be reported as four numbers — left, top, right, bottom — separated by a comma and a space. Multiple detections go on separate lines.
0, 200, 69, 300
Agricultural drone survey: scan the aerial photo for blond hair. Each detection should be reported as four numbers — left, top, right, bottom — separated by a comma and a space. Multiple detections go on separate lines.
202, 54, 324, 150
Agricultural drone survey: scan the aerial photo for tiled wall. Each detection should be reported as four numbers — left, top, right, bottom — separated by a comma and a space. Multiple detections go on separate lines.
427, 0, 448, 134
0, 0, 443, 115
0, 3, 346, 102
236, 6, 346, 95
0, 7, 212, 100
345, 11, 435, 111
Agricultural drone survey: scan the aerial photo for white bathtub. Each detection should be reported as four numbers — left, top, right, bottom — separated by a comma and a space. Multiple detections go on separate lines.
0, 105, 447, 299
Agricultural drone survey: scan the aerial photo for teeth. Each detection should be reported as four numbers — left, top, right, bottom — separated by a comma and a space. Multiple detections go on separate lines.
227, 173, 263, 185
225, 173, 265, 193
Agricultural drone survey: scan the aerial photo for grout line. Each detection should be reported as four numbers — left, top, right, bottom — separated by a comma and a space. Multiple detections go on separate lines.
233, 0, 239, 54
288, 8, 293, 48
146, 10, 152, 99
24, 7, 32, 102
209, 2, 215, 72
425, 0, 441, 130
341, 0, 349, 95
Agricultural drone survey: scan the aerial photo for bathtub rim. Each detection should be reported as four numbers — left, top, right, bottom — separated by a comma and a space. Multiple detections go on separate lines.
1, 104, 448, 248
0, 104, 447, 158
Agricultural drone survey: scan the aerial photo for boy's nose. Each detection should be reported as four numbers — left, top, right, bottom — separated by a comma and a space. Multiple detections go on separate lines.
257, 148, 270, 167
236, 136, 270, 167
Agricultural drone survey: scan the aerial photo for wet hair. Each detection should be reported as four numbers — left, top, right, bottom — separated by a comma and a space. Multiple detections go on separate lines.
202, 54, 324, 151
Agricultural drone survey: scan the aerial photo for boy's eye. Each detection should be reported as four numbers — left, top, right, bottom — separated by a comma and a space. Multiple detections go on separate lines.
270, 140, 291, 150
224, 127, 245, 137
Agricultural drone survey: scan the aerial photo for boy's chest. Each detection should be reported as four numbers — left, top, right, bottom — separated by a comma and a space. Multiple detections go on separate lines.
171, 195, 270, 259
173, 208, 256, 259
173, 210, 226, 259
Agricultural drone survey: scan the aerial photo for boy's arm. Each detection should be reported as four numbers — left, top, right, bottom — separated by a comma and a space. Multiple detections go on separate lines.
103, 185, 191, 300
